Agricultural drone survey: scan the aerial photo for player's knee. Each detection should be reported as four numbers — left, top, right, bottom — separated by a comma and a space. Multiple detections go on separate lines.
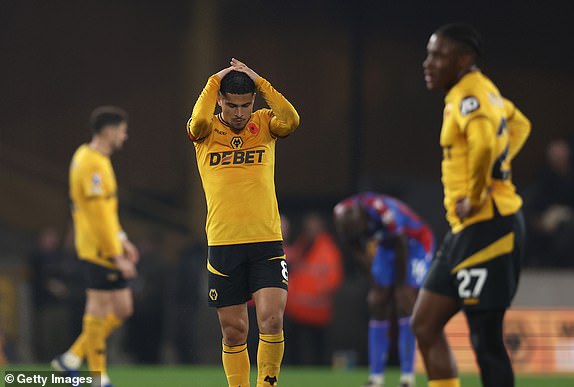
366, 291, 380, 310
394, 287, 418, 316
467, 311, 506, 356
410, 311, 434, 344
410, 314, 424, 338
469, 329, 506, 361
469, 330, 483, 353
367, 287, 390, 315
257, 311, 283, 334
112, 298, 134, 320
222, 321, 249, 345
116, 304, 133, 320
471, 337, 508, 378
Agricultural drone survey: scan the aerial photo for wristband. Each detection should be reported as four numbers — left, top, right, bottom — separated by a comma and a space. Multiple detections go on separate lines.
118, 231, 128, 242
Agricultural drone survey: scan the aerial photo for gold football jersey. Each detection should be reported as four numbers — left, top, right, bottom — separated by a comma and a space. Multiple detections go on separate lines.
188, 75, 299, 245
69, 144, 123, 268
440, 71, 530, 232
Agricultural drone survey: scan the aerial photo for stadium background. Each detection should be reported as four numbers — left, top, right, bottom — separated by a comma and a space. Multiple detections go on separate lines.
1, 0, 573, 383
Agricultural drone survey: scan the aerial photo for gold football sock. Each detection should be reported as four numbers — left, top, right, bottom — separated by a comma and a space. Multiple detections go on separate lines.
428, 378, 461, 387
257, 331, 284, 387
103, 313, 123, 337
84, 315, 107, 375
222, 342, 250, 387
69, 333, 86, 359
69, 313, 123, 359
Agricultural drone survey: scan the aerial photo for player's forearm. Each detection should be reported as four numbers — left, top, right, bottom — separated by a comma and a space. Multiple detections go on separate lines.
94, 228, 123, 257
187, 75, 220, 141
507, 107, 531, 161
84, 201, 123, 257
256, 77, 300, 137
467, 118, 495, 206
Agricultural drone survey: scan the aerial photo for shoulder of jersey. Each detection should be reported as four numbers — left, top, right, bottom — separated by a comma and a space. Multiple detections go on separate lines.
455, 74, 493, 117
73, 147, 91, 165
252, 108, 272, 123
459, 95, 482, 116
249, 110, 272, 134
79, 149, 107, 171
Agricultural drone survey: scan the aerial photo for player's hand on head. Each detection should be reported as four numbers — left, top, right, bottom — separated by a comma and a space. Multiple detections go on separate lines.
230, 58, 260, 82
215, 65, 235, 80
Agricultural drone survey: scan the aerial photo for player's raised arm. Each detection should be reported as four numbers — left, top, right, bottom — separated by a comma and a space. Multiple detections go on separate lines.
231, 58, 300, 138
187, 66, 234, 141
504, 98, 531, 161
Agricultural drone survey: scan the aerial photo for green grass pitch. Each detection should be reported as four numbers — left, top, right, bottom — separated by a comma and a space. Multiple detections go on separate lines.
3, 365, 574, 386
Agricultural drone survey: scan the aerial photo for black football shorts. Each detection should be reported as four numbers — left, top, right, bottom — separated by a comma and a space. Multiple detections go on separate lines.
423, 210, 525, 310
82, 259, 129, 290
207, 241, 288, 308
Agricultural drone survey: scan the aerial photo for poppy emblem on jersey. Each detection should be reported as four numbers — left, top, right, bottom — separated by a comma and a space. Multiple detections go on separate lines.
247, 122, 260, 136
209, 289, 218, 301
230, 136, 243, 149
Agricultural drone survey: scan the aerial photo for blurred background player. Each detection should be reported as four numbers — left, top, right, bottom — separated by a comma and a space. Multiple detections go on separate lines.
187, 58, 300, 387
334, 192, 435, 387
413, 23, 531, 387
51, 106, 140, 387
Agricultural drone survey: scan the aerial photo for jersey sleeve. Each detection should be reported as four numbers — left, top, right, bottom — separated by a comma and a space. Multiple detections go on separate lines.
78, 162, 123, 257
367, 196, 401, 241
455, 93, 489, 132
83, 199, 123, 258
78, 161, 106, 198
466, 117, 496, 206
255, 77, 300, 138
380, 207, 403, 237
187, 75, 220, 141
504, 98, 531, 161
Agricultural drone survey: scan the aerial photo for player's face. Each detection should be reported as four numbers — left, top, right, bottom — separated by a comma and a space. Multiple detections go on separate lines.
218, 92, 255, 131
423, 34, 464, 91
107, 121, 128, 151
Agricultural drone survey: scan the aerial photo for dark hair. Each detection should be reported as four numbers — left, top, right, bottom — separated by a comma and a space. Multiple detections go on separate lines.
220, 70, 255, 95
90, 106, 128, 134
435, 22, 483, 58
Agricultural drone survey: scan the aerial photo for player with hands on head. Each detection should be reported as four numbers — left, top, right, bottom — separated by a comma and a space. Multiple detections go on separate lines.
412, 23, 531, 387
187, 58, 300, 387
334, 193, 435, 387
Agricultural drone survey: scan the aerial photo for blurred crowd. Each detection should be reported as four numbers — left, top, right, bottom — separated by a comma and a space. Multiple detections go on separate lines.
19, 226, 206, 365
523, 138, 574, 267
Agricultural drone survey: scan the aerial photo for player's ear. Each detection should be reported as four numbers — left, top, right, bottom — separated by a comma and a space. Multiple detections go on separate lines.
251, 93, 256, 104
217, 93, 224, 108
457, 52, 474, 70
